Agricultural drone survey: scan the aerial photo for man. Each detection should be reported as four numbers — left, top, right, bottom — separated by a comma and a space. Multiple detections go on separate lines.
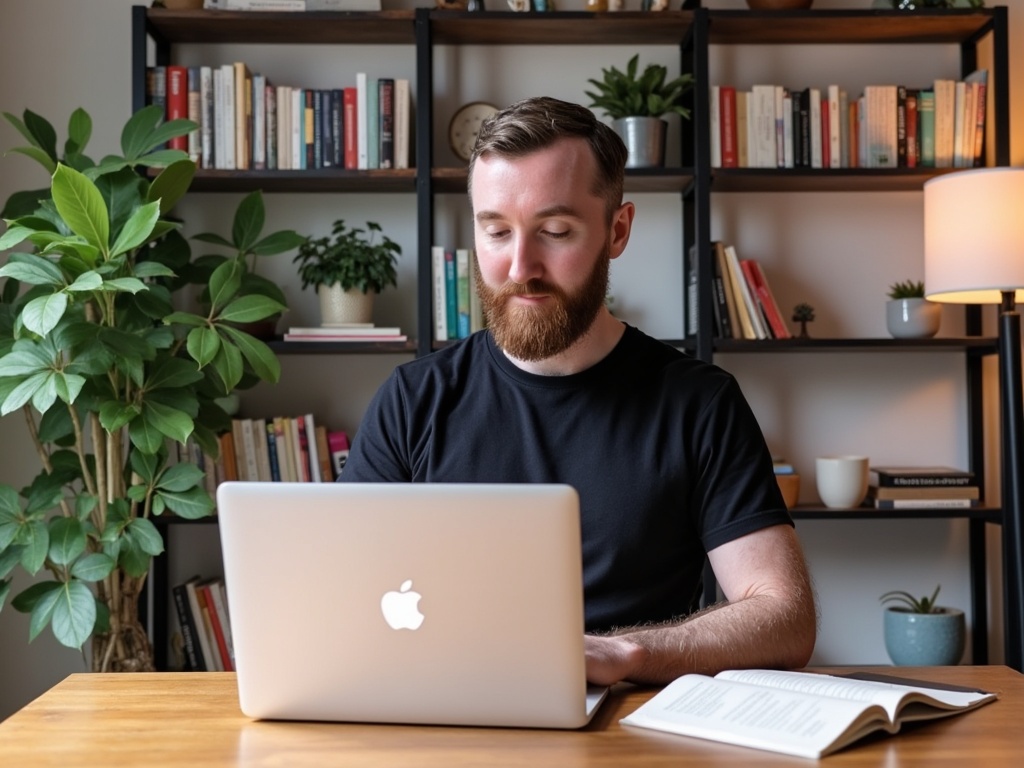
341, 96, 816, 686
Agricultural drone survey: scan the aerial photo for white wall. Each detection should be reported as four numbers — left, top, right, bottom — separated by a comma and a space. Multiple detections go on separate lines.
2, 0, 1023, 720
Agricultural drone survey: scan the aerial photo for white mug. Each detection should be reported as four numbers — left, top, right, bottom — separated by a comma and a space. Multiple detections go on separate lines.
815, 456, 869, 508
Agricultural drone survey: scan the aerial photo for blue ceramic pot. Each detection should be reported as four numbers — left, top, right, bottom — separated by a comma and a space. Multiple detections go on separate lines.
883, 607, 965, 666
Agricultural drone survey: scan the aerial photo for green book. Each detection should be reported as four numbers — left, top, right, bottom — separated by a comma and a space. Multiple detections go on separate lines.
918, 89, 935, 168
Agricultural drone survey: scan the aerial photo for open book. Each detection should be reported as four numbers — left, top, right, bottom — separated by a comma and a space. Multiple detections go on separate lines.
620, 669, 997, 759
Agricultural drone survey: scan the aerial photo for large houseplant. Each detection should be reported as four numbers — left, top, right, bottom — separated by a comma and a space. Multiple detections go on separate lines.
0, 105, 285, 671
585, 53, 694, 168
293, 219, 400, 326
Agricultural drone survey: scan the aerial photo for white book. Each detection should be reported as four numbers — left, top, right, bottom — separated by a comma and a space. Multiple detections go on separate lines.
394, 78, 411, 170
432, 245, 448, 342
291, 87, 304, 170
864, 85, 897, 169
241, 418, 260, 482
356, 72, 369, 170
287, 325, 402, 336
251, 418, 272, 482
288, 417, 306, 481
213, 0, 307, 10
621, 669, 996, 759
773, 85, 785, 169
782, 93, 793, 169
709, 85, 721, 169
827, 84, 841, 169
809, 87, 822, 169
306, 0, 382, 9
750, 84, 776, 169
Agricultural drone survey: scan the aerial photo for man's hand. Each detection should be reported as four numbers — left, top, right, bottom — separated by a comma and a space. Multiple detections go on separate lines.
584, 634, 647, 686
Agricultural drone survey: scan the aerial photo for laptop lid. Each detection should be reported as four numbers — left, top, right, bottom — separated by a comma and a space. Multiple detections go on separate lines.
216, 482, 606, 728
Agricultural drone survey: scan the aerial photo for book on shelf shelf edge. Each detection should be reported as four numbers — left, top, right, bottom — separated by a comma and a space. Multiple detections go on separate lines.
619, 668, 995, 759
283, 332, 407, 342
869, 498, 978, 509
286, 325, 402, 336
199, 580, 233, 671
183, 577, 219, 672
867, 484, 978, 501
868, 466, 974, 488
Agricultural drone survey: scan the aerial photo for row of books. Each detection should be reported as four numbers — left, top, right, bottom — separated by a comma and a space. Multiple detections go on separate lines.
179, 415, 351, 493
710, 70, 987, 171
866, 465, 979, 509
431, 246, 485, 343
148, 63, 413, 172
687, 242, 791, 341
172, 575, 233, 672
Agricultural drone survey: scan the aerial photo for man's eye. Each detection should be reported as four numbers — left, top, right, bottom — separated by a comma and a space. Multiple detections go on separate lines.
544, 230, 571, 240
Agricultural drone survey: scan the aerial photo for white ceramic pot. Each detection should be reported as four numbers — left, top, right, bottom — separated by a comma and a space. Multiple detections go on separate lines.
318, 283, 375, 326
886, 298, 941, 339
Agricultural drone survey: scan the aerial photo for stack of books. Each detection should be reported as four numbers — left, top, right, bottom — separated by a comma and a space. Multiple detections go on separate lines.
866, 466, 979, 509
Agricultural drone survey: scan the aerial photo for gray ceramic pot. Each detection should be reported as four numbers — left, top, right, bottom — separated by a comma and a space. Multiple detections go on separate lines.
883, 607, 965, 665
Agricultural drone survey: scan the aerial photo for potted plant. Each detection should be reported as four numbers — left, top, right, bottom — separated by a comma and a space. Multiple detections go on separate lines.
293, 219, 401, 326
886, 279, 941, 339
880, 584, 966, 665
189, 189, 308, 339
0, 105, 285, 672
585, 53, 694, 168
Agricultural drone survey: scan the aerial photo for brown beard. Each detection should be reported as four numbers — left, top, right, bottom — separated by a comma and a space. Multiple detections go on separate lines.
476, 244, 610, 362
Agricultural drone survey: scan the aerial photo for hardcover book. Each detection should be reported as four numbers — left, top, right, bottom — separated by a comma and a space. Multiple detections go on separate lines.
620, 669, 995, 759
869, 466, 975, 488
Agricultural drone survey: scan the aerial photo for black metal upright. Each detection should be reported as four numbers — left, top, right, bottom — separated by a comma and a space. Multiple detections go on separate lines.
414, 8, 434, 359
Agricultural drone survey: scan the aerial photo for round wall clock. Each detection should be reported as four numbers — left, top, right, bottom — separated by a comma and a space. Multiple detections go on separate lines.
448, 101, 500, 163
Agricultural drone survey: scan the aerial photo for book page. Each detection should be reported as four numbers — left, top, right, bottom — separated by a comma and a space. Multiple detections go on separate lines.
716, 669, 994, 723
620, 674, 888, 759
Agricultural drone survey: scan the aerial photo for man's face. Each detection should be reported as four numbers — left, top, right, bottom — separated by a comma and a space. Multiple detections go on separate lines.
470, 138, 617, 362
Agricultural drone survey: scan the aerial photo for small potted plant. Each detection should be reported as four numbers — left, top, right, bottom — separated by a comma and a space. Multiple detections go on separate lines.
886, 279, 942, 339
880, 584, 965, 665
293, 219, 401, 326
585, 53, 694, 168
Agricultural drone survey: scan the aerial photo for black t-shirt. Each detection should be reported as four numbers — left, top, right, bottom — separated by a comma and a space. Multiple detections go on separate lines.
341, 325, 791, 632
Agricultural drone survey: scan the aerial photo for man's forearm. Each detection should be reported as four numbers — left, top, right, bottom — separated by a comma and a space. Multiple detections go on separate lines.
598, 589, 817, 686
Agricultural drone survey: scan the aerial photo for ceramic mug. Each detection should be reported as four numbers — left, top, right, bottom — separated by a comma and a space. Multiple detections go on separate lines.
815, 455, 869, 508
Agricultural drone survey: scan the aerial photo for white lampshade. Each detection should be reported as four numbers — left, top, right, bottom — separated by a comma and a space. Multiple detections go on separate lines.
923, 167, 1024, 305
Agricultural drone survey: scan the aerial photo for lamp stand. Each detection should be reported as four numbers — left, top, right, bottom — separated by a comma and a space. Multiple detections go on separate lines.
998, 291, 1024, 672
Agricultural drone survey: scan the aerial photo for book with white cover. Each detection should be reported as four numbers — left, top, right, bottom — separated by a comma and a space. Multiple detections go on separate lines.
287, 325, 402, 336
621, 669, 996, 759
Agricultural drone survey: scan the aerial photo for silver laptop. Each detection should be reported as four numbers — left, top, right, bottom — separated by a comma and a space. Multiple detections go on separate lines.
216, 481, 608, 728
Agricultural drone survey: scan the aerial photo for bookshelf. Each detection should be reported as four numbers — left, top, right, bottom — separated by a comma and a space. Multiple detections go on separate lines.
132, 5, 1009, 669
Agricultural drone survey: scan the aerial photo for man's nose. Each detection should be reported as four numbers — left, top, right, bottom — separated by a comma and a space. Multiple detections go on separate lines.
507, 237, 543, 285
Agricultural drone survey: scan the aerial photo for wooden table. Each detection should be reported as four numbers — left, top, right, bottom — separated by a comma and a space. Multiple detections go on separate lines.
1, 666, 1021, 767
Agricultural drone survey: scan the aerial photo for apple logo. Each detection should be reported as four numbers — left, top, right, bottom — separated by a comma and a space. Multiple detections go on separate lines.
380, 579, 425, 630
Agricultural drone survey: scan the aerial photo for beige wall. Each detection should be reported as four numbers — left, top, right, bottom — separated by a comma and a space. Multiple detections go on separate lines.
2, 0, 1023, 720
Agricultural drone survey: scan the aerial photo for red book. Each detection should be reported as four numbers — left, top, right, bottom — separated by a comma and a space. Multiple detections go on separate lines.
905, 90, 918, 169
740, 259, 791, 340
343, 87, 358, 169
199, 582, 233, 672
719, 86, 738, 168
166, 65, 189, 151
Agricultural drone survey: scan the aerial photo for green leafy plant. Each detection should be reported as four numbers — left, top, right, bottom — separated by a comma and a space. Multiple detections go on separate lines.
293, 220, 401, 295
585, 54, 694, 121
880, 584, 943, 614
189, 189, 307, 314
888, 280, 926, 300
0, 105, 285, 671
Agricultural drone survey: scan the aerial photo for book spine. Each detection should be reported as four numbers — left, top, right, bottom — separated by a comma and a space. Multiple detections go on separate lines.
720, 86, 738, 168
305, 88, 315, 170
393, 78, 411, 170
432, 245, 448, 342
303, 413, 321, 482
315, 424, 334, 482
172, 582, 205, 671
266, 421, 281, 481
200, 66, 214, 169
200, 582, 233, 671
328, 430, 350, 478
456, 248, 471, 339
330, 89, 343, 168
265, 81, 277, 170
312, 89, 323, 169
378, 77, 394, 169
444, 249, 457, 340
343, 87, 358, 169
186, 66, 202, 163
709, 84, 721, 168
166, 65, 189, 151
184, 579, 218, 672
356, 72, 369, 170
872, 498, 976, 509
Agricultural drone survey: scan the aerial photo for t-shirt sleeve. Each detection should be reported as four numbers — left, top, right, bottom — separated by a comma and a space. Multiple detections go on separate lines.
337, 371, 413, 482
691, 375, 792, 552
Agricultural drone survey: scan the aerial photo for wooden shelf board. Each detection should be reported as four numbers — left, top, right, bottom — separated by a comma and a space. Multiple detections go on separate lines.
707, 9, 997, 46
269, 339, 418, 354
710, 167, 977, 193
792, 505, 1000, 523
712, 337, 998, 353
146, 9, 416, 45
430, 11, 695, 46
183, 169, 416, 193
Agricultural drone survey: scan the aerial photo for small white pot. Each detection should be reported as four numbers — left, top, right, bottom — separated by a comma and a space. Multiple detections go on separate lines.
318, 283, 375, 326
886, 298, 941, 339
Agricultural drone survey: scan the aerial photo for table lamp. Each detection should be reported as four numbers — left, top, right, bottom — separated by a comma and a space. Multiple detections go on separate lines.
924, 167, 1024, 672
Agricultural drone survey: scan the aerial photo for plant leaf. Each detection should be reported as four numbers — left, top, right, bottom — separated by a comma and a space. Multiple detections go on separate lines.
50, 580, 96, 648
110, 200, 160, 258
70, 552, 115, 581
51, 164, 109, 252
47, 517, 87, 567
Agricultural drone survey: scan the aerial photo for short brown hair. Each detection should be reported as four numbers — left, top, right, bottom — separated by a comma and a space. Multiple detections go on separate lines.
468, 96, 627, 221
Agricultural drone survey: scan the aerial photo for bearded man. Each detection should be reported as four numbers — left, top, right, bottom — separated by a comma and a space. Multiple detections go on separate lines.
340, 96, 816, 686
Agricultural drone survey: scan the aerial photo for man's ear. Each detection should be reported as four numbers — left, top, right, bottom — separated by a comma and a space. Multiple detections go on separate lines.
609, 201, 636, 260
